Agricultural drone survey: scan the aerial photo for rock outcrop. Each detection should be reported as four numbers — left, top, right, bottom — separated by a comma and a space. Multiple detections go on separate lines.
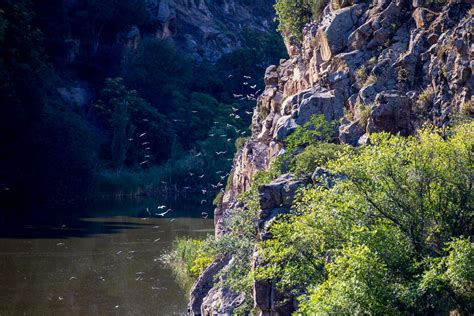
191, 0, 473, 314
145, 0, 276, 61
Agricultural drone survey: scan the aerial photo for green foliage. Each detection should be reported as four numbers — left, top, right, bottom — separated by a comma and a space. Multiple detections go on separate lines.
355, 102, 372, 128
255, 123, 473, 314
285, 115, 337, 153
274, 0, 325, 39
299, 245, 397, 315
123, 39, 193, 110
274, 115, 338, 176
165, 237, 215, 293
420, 237, 473, 312
290, 143, 345, 176
92, 77, 172, 167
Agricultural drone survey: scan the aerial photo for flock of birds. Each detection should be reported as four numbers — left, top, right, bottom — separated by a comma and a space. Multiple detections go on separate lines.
130, 75, 264, 223
127, 74, 261, 173
141, 202, 209, 222
8, 74, 266, 310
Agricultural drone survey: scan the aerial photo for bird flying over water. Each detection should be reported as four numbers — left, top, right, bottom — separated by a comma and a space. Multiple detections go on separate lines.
139, 132, 147, 138
156, 209, 172, 217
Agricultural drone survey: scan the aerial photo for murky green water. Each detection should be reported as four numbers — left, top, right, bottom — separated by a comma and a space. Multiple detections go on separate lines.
0, 196, 214, 315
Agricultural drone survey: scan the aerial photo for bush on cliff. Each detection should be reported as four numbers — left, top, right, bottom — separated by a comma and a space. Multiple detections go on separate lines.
274, 0, 326, 39
164, 237, 215, 293
256, 122, 473, 314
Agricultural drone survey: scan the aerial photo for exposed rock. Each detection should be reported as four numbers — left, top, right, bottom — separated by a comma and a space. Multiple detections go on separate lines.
264, 65, 279, 86
367, 91, 413, 135
339, 120, 365, 146
145, 0, 277, 61
189, 256, 231, 315
258, 174, 309, 211
317, 4, 364, 61
57, 84, 92, 107
295, 87, 344, 125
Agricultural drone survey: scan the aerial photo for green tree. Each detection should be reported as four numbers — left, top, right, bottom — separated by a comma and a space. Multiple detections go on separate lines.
274, 0, 325, 39
256, 123, 473, 314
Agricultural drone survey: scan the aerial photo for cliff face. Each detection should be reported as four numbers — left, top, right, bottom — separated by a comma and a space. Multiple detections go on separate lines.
191, 0, 473, 314
146, 0, 276, 61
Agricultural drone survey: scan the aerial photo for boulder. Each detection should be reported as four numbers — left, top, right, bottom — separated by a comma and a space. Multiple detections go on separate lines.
274, 115, 297, 141
258, 174, 309, 211
200, 263, 245, 315
189, 256, 231, 315
412, 7, 437, 29
264, 65, 279, 86
339, 120, 365, 146
317, 5, 364, 61
367, 91, 412, 135
295, 87, 344, 125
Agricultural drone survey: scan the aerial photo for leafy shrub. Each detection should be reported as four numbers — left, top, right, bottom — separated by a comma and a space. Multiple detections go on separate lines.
165, 237, 215, 293
291, 143, 345, 176
397, 67, 409, 82
256, 122, 474, 314
460, 99, 473, 116
355, 65, 368, 84
213, 191, 224, 206
285, 115, 337, 153
274, 0, 325, 39
416, 86, 435, 111
355, 66, 376, 87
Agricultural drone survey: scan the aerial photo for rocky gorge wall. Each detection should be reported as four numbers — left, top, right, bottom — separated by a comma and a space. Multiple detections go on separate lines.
190, 0, 473, 314
145, 0, 276, 61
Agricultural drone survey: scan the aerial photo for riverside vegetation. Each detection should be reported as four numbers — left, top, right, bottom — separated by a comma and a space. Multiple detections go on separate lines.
169, 116, 473, 314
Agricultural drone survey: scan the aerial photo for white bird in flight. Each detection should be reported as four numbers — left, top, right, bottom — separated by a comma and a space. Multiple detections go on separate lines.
156, 209, 172, 217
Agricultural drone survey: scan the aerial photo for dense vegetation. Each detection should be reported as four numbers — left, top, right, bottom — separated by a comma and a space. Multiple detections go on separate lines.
0, 0, 287, 209
172, 119, 473, 314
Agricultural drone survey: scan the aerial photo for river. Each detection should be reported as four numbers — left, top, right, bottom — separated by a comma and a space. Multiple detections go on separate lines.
0, 195, 214, 315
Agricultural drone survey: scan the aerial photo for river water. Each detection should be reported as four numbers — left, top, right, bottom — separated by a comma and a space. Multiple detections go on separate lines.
0, 195, 214, 315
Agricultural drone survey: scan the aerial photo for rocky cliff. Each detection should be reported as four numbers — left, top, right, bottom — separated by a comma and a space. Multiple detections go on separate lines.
190, 0, 473, 314
145, 0, 276, 61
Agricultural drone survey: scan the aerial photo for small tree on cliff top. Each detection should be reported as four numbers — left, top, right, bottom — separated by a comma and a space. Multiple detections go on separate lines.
274, 0, 325, 39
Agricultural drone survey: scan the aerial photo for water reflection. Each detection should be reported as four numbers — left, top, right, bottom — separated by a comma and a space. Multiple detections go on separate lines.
0, 195, 214, 315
